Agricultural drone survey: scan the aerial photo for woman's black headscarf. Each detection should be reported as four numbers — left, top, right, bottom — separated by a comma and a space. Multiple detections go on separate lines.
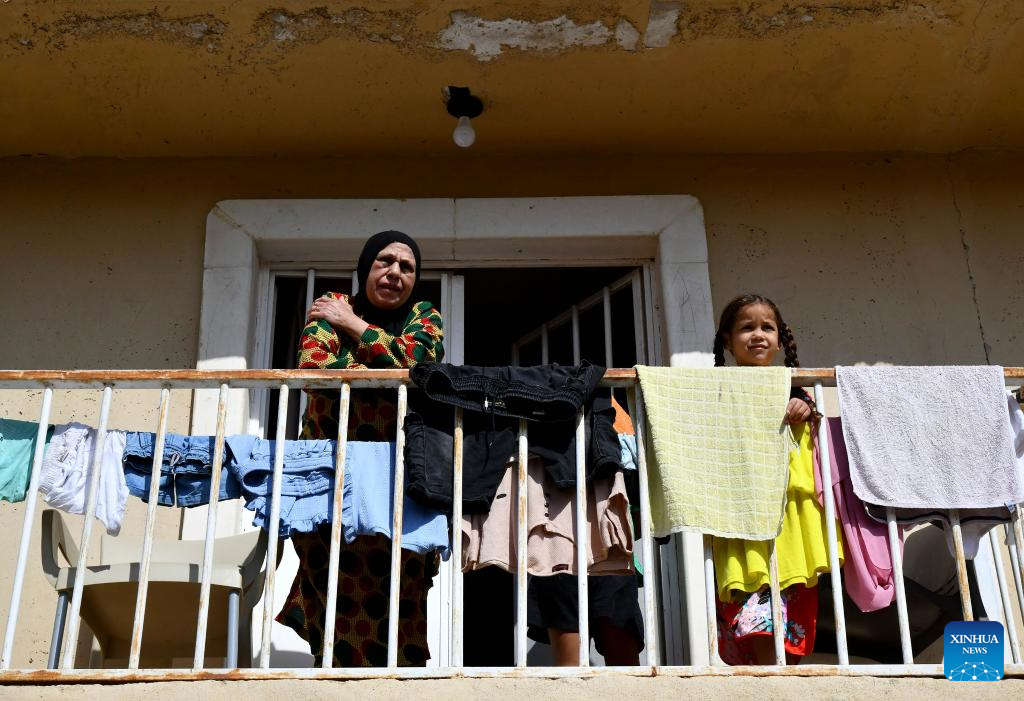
351, 230, 423, 334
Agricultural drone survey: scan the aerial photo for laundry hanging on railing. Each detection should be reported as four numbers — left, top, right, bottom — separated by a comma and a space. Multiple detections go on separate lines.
636, 365, 792, 540
607, 393, 661, 581
462, 454, 633, 576
0, 406, 450, 554
404, 361, 622, 513
709, 399, 841, 665
122, 431, 243, 507
618, 435, 638, 472
225, 435, 449, 554
0, 417, 52, 504
610, 395, 639, 472
712, 421, 842, 598
837, 365, 1024, 559
225, 435, 334, 535
813, 417, 901, 613
39, 423, 128, 536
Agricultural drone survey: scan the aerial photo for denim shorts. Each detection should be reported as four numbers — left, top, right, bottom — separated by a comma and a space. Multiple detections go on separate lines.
123, 432, 242, 507
225, 435, 337, 536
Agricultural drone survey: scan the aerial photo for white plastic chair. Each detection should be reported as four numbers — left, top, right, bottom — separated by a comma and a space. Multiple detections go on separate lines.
41, 509, 270, 669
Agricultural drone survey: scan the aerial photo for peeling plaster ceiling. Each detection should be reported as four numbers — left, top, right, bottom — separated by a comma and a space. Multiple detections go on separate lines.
2, 0, 1023, 157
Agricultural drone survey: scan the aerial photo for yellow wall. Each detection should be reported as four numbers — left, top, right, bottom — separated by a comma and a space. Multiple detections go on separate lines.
0, 150, 1021, 667
1, 151, 1020, 369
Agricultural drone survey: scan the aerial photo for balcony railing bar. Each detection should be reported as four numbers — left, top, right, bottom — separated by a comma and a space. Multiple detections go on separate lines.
574, 408, 590, 667
258, 384, 290, 668
812, 382, 848, 665
515, 419, 529, 667
626, 386, 660, 666
0, 387, 52, 670
192, 383, 230, 670
128, 387, 172, 670
61, 386, 112, 669
320, 382, 352, 668
386, 385, 409, 668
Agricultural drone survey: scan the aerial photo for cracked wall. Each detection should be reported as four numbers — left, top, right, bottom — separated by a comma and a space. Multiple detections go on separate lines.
1, 0, 1020, 157
1, 1, 972, 62
9, 10, 228, 53
251, 7, 421, 50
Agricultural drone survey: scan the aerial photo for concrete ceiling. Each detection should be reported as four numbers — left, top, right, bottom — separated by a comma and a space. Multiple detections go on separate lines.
3, 0, 1023, 157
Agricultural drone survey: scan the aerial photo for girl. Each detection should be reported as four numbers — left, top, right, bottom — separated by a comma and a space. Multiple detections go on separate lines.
711, 293, 841, 665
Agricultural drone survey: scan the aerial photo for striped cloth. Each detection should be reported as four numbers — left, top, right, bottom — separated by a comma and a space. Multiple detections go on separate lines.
636, 366, 791, 540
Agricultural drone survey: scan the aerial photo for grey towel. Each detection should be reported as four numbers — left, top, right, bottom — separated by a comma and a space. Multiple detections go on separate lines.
860, 390, 1024, 560
837, 365, 1024, 511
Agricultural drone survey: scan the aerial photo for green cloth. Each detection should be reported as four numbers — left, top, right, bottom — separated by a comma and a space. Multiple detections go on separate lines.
0, 418, 52, 504
635, 366, 791, 541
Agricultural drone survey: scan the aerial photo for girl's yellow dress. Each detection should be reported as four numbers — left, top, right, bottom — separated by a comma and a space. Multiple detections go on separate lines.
713, 420, 843, 661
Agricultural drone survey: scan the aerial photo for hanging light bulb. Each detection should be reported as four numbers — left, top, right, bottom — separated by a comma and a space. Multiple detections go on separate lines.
453, 116, 476, 148
444, 86, 483, 149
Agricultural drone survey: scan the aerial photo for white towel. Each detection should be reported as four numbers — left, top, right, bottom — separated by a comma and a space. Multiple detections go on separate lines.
837, 365, 1024, 511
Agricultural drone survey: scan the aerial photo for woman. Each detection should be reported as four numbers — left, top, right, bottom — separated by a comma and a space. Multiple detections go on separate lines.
276, 230, 445, 667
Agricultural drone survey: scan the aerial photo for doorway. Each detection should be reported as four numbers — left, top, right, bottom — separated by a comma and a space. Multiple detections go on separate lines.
199, 195, 714, 667
257, 263, 665, 667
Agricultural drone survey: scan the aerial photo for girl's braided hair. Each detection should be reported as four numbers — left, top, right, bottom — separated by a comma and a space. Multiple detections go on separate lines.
713, 294, 800, 368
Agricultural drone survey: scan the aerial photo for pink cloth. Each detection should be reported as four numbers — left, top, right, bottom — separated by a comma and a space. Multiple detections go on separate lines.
813, 417, 903, 613
462, 456, 634, 577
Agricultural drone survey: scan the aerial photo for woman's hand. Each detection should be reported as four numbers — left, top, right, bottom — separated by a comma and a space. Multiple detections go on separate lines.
784, 397, 812, 425
308, 295, 369, 342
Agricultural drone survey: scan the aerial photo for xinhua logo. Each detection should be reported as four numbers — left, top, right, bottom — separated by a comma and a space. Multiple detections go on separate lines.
944, 621, 1005, 681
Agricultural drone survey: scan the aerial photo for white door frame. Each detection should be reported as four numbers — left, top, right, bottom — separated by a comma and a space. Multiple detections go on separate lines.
194, 196, 716, 665
197, 195, 713, 384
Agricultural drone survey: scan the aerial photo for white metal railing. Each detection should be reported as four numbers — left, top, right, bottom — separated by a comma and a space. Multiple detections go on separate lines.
0, 368, 1021, 682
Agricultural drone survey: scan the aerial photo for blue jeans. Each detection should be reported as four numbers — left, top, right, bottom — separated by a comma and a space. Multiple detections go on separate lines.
123, 432, 242, 507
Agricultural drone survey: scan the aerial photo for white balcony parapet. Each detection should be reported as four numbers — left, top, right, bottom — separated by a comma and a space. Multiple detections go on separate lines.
0, 367, 1022, 682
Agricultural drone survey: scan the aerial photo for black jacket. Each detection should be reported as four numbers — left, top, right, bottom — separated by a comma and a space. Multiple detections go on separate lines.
404, 362, 623, 514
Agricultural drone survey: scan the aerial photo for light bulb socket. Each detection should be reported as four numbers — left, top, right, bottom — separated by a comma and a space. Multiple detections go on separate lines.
445, 86, 483, 119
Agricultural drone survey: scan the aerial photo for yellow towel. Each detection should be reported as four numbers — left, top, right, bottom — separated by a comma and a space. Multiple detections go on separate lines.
713, 421, 844, 598
636, 366, 791, 540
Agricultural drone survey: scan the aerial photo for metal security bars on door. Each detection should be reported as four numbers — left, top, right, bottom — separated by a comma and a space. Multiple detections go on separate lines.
0, 368, 1022, 683
510, 269, 650, 369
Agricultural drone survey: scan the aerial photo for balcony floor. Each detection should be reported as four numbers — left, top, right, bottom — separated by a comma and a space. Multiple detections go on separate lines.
2, 675, 1022, 700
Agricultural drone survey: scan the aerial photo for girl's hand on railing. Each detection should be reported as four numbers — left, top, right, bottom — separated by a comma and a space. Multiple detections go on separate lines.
783, 397, 812, 425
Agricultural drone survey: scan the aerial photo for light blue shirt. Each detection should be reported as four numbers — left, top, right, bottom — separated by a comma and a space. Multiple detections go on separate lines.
226, 436, 449, 556
342, 441, 450, 558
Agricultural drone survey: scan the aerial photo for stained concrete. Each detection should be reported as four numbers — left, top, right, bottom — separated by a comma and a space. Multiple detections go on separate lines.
1, 1, 1023, 156
1, 675, 1022, 699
